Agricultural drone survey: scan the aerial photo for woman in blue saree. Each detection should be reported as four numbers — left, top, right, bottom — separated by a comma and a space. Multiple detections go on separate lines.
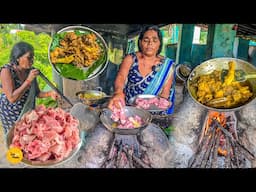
108, 25, 176, 115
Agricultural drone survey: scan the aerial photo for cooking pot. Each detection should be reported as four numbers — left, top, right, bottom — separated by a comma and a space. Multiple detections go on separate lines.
100, 106, 152, 135
175, 63, 192, 83
76, 87, 111, 106
187, 57, 256, 112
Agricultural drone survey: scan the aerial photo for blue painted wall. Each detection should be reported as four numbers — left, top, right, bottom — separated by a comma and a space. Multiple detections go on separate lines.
166, 44, 208, 68
212, 24, 236, 58
176, 24, 194, 64
165, 44, 177, 61
248, 46, 256, 67
191, 44, 207, 67
236, 38, 249, 61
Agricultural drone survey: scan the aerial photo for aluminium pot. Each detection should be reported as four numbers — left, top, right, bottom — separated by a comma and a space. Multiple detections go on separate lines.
76, 87, 111, 106
186, 57, 256, 112
100, 106, 152, 135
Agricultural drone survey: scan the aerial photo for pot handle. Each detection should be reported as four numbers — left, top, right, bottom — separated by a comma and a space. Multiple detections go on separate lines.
99, 108, 109, 116
101, 108, 106, 115
95, 86, 103, 92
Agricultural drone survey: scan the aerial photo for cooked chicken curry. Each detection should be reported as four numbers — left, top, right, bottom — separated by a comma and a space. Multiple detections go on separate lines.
190, 61, 253, 108
50, 32, 102, 68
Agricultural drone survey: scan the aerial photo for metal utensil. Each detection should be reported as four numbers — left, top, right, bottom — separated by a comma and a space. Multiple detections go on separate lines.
6, 121, 83, 167
48, 25, 109, 81
100, 106, 152, 135
128, 94, 170, 112
221, 69, 256, 83
187, 57, 256, 112
36, 69, 73, 107
75, 90, 111, 106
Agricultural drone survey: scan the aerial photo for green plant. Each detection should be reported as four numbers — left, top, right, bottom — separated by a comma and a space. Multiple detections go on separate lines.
163, 125, 175, 136
0, 24, 55, 107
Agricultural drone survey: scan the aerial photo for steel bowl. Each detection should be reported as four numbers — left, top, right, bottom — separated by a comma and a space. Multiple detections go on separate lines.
48, 25, 109, 81
76, 89, 111, 106
6, 123, 82, 167
100, 106, 152, 135
175, 64, 192, 83
128, 94, 170, 112
187, 57, 256, 112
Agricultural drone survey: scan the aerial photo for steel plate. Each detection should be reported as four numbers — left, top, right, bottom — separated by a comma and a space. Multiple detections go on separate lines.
48, 25, 108, 81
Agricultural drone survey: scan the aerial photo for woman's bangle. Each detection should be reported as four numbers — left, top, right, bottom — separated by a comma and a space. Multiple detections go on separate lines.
25, 79, 31, 86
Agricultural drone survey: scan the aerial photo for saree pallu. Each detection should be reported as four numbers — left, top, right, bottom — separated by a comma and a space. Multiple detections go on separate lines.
143, 58, 176, 114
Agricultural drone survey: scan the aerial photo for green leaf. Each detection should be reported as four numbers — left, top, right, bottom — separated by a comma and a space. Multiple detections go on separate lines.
50, 32, 67, 51
55, 64, 86, 80
36, 97, 58, 108
83, 48, 107, 78
74, 30, 90, 36
163, 125, 175, 135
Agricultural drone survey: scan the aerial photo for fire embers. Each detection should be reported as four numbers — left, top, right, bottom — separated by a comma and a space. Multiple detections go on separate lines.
102, 134, 151, 168
189, 111, 255, 168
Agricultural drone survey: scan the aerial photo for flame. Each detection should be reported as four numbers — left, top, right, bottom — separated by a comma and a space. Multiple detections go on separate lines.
203, 111, 227, 136
206, 111, 228, 157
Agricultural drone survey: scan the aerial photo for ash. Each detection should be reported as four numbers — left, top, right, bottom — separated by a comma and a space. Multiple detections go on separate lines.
78, 123, 173, 168
170, 94, 206, 168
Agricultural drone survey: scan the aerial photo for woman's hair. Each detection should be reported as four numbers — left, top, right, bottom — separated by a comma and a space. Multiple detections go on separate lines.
10, 41, 34, 65
138, 25, 163, 55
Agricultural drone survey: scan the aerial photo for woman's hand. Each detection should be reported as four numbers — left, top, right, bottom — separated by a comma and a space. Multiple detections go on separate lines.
47, 91, 60, 100
27, 69, 39, 82
108, 92, 125, 111
159, 96, 172, 108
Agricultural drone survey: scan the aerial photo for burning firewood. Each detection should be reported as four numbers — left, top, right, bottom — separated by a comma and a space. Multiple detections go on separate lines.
101, 134, 152, 168
217, 148, 227, 156
189, 111, 255, 168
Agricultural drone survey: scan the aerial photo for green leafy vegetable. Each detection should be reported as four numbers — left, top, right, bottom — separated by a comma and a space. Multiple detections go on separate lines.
50, 32, 67, 51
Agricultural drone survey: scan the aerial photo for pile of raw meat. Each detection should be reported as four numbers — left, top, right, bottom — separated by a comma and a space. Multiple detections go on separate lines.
135, 97, 170, 110
10, 105, 80, 163
110, 102, 144, 129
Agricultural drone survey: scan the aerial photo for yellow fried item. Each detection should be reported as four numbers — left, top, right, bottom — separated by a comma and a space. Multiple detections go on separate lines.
223, 61, 235, 86
55, 55, 74, 64
50, 32, 102, 68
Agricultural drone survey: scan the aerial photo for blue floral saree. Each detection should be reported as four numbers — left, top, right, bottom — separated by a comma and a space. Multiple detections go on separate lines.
125, 53, 176, 115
